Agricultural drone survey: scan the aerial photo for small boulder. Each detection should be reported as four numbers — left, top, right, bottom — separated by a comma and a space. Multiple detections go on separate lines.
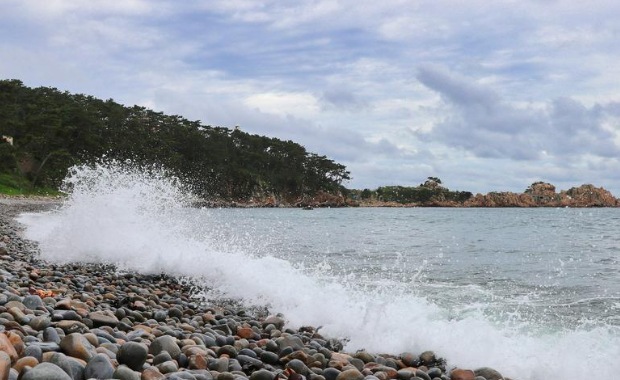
113, 364, 141, 380
21, 362, 73, 380
149, 335, 181, 359
117, 341, 148, 371
0, 351, 11, 380
450, 369, 475, 380
474, 367, 504, 380
84, 353, 115, 379
59, 333, 97, 361
88, 311, 119, 327
336, 368, 365, 380
0, 333, 19, 362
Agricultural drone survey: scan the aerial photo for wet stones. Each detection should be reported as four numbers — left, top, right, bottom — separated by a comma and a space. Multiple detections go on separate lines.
59, 333, 97, 361
149, 335, 182, 359
84, 353, 115, 379
20, 362, 73, 380
88, 310, 119, 327
335, 368, 365, 380
450, 369, 475, 380
0, 333, 18, 362
117, 341, 148, 371
0, 351, 11, 380
473, 367, 504, 380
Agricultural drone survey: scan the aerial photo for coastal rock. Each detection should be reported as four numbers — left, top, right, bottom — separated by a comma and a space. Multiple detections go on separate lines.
414, 369, 432, 380
84, 353, 115, 379
46, 352, 80, 379
419, 351, 436, 366
236, 327, 255, 339
156, 359, 179, 374
29, 315, 51, 331
24, 345, 43, 362
396, 369, 414, 380
262, 315, 285, 330
113, 364, 142, 380
286, 359, 310, 376
141, 366, 167, 380
55, 320, 89, 334
276, 336, 305, 353
117, 341, 148, 371
237, 354, 264, 370
0, 333, 19, 362
59, 333, 97, 361
43, 326, 61, 344
473, 367, 504, 380
20, 362, 73, 380
335, 368, 364, 380
22, 295, 45, 310
465, 182, 620, 207
0, 351, 11, 380
12, 356, 39, 373
250, 369, 276, 380
323, 367, 341, 380
450, 369, 474, 380
352, 351, 374, 364
88, 310, 119, 327
149, 335, 182, 359
426, 368, 442, 379
563, 184, 619, 207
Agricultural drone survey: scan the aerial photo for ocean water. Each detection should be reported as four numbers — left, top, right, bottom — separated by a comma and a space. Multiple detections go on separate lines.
18, 162, 620, 380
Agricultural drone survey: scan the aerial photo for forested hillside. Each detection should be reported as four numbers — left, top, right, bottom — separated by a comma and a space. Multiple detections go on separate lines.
0, 80, 350, 201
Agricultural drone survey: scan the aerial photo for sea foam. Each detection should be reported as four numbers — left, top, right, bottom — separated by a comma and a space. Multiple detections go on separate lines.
18, 162, 620, 380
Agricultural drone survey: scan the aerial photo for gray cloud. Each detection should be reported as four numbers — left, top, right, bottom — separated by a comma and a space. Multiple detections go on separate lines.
416, 65, 620, 162
320, 89, 368, 111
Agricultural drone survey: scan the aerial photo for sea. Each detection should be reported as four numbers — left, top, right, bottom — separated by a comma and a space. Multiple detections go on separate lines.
17, 162, 620, 380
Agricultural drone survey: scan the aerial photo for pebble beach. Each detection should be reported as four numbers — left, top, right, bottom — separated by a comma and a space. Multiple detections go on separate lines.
0, 198, 508, 380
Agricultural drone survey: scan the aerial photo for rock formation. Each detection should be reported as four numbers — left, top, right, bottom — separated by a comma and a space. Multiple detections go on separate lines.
464, 182, 619, 207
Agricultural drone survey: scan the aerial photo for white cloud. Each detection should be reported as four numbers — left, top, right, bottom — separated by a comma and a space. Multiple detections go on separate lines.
244, 92, 320, 119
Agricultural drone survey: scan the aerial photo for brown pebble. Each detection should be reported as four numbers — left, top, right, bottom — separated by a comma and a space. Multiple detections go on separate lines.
0, 351, 11, 380
12, 356, 39, 373
141, 366, 166, 380
4, 331, 23, 359
59, 332, 97, 361
188, 353, 208, 370
236, 327, 254, 339
451, 368, 475, 380
336, 368, 365, 380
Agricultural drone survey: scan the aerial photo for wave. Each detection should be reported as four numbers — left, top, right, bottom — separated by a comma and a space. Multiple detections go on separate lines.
18, 161, 620, 380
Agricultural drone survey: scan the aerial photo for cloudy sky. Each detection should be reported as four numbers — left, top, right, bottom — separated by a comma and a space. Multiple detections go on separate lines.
2, 0, 620, 194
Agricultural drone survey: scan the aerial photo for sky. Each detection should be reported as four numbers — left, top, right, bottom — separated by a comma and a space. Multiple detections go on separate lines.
2, 0, 620, 194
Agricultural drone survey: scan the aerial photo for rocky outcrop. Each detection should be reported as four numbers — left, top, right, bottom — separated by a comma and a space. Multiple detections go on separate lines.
561, 184, 619, 207
464, 182, 619, 207
464, 192, 537, 207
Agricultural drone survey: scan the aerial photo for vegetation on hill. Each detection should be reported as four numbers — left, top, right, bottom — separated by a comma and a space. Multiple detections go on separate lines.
0, 79, 350, 201
351, 177, 473, 206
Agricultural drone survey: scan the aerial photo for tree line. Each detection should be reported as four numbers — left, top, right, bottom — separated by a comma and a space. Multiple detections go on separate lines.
0, 79, 350, 200
352, 177, 473, 205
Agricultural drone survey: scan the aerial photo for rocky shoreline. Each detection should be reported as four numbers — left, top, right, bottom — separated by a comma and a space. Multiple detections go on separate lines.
0, 199, 509, 380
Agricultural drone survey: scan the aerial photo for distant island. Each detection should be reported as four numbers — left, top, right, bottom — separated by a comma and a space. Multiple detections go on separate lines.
0, 79, 617, 208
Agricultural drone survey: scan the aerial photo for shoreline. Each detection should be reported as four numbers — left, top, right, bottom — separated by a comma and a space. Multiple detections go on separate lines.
0, 194, 616, 209
0, 200, 509, 380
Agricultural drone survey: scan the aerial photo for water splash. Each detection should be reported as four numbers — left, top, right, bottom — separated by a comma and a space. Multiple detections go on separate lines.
18, 161, 620, 380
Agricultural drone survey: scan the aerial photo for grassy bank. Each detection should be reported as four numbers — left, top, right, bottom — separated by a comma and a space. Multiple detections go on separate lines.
0, 173, 61, 197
